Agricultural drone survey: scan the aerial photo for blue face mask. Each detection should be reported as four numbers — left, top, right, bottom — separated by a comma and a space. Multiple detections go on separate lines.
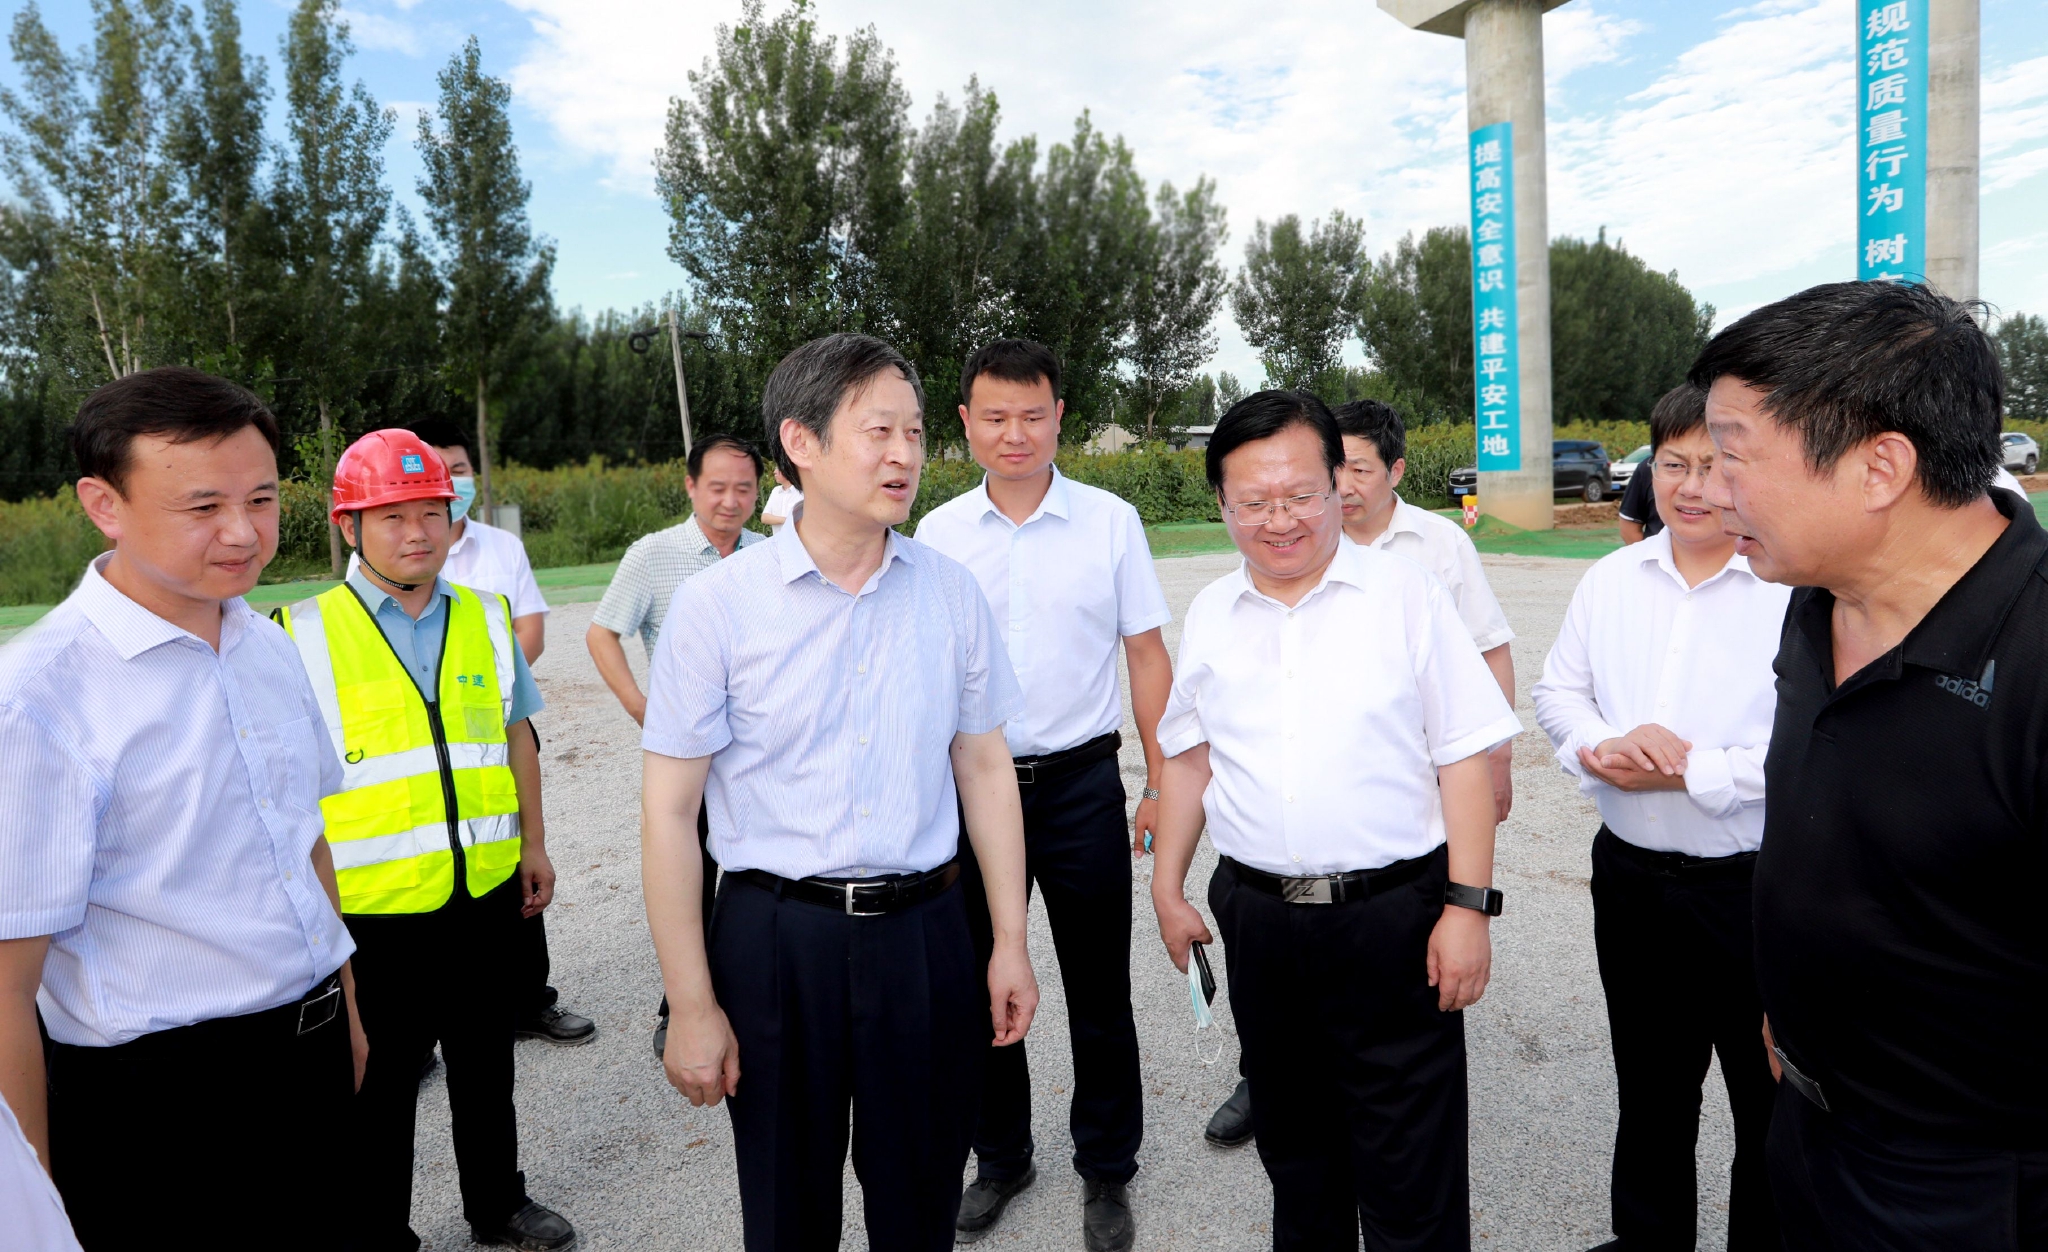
449, 476, 477, 523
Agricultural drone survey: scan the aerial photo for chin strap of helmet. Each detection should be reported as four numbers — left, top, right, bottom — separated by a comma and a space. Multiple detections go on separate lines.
346, 512, 426, 592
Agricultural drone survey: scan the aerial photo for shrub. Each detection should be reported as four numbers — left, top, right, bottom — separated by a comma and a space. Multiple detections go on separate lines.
0, 488, 106, 606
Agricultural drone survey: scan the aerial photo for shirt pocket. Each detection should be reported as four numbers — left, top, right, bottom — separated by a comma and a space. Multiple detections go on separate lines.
262, 714, 329, 815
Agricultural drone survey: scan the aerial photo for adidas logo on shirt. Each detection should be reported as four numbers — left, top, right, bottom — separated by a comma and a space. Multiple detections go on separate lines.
1935, 659, 1996, 708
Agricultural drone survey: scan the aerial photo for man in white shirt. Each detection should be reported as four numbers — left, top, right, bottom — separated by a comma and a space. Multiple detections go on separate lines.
587, 433, 766, 1058
1150, 391, 1520, 1252
640, 333, 1038, 1249
1531, 385, 1788, 1252
760, 466, 801, 534
399, 422, 593, 1050
916, 340, 1171, 1251
0, 368, 362, 1249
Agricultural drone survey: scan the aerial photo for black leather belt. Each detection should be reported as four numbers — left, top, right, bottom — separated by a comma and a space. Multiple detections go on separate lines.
1014, 731, 1120, 787
1225, 851, 1433, 905
737, 861, 961, 916
1598, 826, 1758, 881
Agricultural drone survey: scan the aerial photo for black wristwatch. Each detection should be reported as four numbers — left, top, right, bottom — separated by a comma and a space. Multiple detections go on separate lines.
1444, 881, 1504, 916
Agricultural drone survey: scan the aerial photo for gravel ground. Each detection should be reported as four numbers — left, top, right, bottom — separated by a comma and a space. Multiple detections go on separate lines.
399, 550, 1739, 1251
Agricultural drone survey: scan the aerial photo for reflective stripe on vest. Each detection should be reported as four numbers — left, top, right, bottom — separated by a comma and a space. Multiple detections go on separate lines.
280, 583, 522, 914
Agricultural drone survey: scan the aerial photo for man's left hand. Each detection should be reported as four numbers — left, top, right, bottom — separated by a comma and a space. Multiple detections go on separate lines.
1578, 746, 1689, 793
1427, 906, 1491, 1012
987, 941, 1040, 1047
519, 845, 557, 917
1131, 792, 1159, 857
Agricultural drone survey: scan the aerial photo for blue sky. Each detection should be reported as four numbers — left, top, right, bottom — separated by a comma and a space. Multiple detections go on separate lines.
9, 0, 2047, 388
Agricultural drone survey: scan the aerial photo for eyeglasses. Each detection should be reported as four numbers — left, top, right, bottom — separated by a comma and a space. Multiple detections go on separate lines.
1651, 458, 1715, 483
1223, 491, 1332, 526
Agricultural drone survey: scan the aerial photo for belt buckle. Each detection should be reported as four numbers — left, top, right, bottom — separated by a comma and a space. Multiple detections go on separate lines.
844, 881, 860, 916
1280, 875, 1335, 905
297, 982, 342, 1036
1014, 762, 1036, 786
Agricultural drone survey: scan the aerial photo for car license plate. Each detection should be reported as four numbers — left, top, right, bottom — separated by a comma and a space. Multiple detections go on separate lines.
1451, 484, 1474, 497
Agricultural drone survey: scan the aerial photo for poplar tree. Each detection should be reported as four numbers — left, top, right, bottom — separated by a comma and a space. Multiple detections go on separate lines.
1127, 178, 1227, 437
168, 0, 266, 363
416, 35, 554, 517
268, 0, 390, 572
1230, 212, 1366, 391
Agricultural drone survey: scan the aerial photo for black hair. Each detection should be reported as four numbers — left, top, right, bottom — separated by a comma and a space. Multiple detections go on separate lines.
69, 366, 282, 494
1647, 384, 1707, 453
1332, 399, 1406, 468
687, 432, 765, 479
762, 333, 926, 489
1205, 390, 1345, 494
409, 418, 473, 464
1688, 281, 2001, 508
961, 339, 1062, 407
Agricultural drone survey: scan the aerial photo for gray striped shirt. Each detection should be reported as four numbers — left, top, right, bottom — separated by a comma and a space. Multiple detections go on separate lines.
0, 556, 352, 1047
592, 514, 766, 658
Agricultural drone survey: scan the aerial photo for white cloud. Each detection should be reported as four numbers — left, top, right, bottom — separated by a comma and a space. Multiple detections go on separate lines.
1984, 54, 2048, 190
338, 5, 424, 56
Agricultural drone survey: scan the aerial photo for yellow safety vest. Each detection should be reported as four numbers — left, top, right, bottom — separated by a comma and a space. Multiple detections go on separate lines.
276, 583, 523, 915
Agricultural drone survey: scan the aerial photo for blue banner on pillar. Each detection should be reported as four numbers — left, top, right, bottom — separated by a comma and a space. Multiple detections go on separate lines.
1857, 0, 1927, 283
1469, 121, 1519, 472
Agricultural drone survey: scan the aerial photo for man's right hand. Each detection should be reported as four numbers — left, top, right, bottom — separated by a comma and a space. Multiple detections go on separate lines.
1153, 891, 1213, 974
663, 1000, 740, 1107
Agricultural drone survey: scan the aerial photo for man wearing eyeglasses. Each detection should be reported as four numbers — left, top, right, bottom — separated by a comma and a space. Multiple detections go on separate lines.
1148, 390, 1520, 1250
1531, 383, 1788, 1252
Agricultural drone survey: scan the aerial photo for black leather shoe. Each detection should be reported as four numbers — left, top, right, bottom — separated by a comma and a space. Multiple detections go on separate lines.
1082, 1179, 1135, 1252
1204, 1078, 1254, 1147
955, 1165, 1036, 1243
516, 1004, 597, 1047
472, 1201, 577, 1251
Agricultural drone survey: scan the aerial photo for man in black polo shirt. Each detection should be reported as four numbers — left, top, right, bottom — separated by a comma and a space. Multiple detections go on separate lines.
1695, 280, 2047, 1249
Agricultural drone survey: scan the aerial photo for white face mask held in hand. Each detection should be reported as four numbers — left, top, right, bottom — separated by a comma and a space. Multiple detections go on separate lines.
1188, 941, 1224, 1066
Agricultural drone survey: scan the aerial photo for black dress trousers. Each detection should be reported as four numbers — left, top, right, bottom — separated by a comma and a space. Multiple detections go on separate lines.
958, 754, 1143, 1185
345, 875, 530, 1252
709, 871, 986, 1252
1589, 827, 1779, 1251
47, 981, 355, 1251
1209, 848, 1469, 1252
1768, 1082, 2048, 1251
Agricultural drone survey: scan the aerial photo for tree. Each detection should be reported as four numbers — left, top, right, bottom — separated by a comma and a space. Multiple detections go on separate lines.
1007, 113, 1154, 436
656, 0, 908, 397
416, 35, 555, 516
0, 0, 196, 387
1549, 228, 1713, 426
1126, 178, 1227, 437
266, 0, 391, 571
1995, 312, 2048, 425
1230, 212, 1365, 390
1353, 226, 1474, 419
167, 0, 266, 364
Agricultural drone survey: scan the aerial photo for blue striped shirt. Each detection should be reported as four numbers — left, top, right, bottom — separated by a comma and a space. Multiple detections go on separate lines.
0, 556, 353, 1047
643, 522, 1022, 879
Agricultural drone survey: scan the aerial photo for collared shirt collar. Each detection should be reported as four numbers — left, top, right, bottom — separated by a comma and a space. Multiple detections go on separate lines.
1631, 528, 1759, 593
968, 465, 1071, 528
1227, 534, 1371, 612
74, 552, 254, 661
1790, 488, 2048, 690
345, 565, 453, 620
447, 519, 475, 556
770, 507, 916, 591
1375, 497, 1430, 544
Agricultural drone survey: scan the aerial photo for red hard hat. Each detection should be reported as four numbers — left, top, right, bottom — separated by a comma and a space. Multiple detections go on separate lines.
330, 429, 458, 523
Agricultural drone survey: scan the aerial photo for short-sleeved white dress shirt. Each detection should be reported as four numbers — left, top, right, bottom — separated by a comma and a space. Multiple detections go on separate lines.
915, 467, 1171, 757
1159, 539, 1523, 876
1530, 532, 1791, 857
0, 556, 353, 1047
642, 524, 1022, 880
347, 516, 547, 619
1365, 498, 1514, 652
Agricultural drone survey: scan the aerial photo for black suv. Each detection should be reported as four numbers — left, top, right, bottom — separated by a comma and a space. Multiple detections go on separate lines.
1448, 439, 1611, 504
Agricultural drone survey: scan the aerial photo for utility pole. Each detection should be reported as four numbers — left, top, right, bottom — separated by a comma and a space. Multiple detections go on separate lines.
1380, 0, 1571, 531
1857, 0, 1977, 300
1926, 0, 1979, 300
667, 305, 694, 459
